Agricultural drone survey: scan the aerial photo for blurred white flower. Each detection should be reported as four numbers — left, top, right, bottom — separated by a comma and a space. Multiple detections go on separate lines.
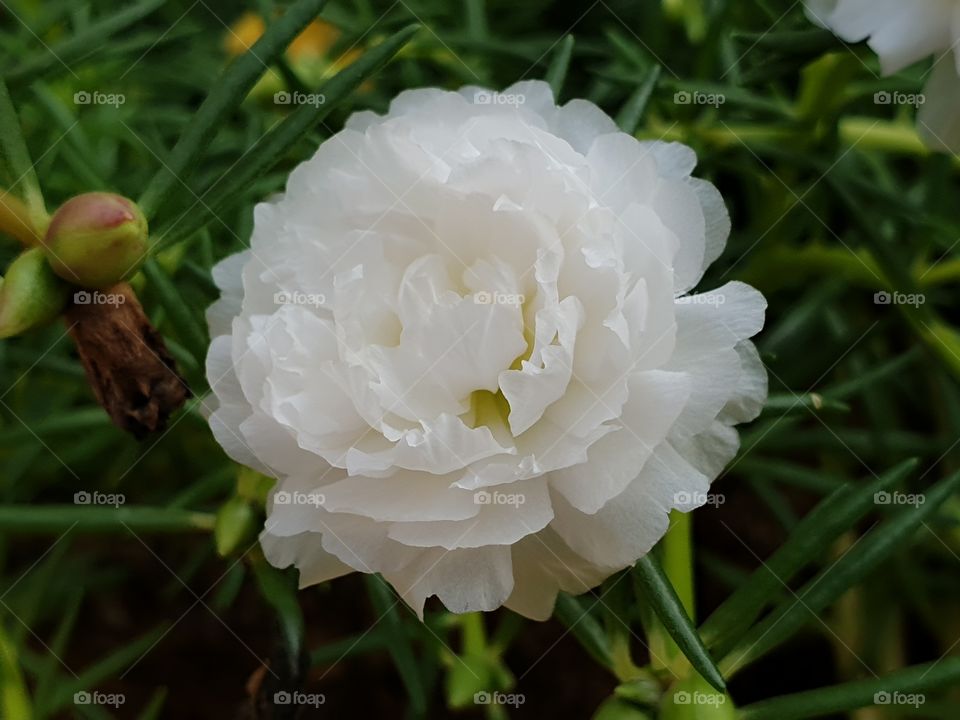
205, 81, 767, 619
806, 0, 960, 151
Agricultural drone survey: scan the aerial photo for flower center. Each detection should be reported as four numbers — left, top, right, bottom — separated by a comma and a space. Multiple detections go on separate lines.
467, 388, 512, 431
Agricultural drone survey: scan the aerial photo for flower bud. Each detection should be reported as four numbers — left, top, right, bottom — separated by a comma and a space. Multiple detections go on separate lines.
0, 248, 71, 338
237, 467, 277, 506
214, 496, 256, 557
43, 192, 148, 289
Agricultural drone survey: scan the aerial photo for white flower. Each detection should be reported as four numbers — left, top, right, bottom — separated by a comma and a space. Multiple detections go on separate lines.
205, 81, 767, 619
806, 0, 960, 152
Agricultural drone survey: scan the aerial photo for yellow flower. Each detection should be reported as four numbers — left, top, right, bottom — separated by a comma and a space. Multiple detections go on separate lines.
223, 12, 266, 57
225, 12, 356, 68
224, 12, 370, 99
287, 18, 339, 61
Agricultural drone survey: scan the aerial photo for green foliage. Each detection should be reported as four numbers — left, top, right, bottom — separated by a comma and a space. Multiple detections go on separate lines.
0, 78, 44, 217
0, 0, 959, 718
634, 555, 724, 692
137, 0, 334, 219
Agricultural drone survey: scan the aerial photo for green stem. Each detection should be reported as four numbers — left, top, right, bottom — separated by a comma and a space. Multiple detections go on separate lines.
0, 624, 33, 720
738, 657, 960, 720
0, 505, 215, 533
641, 116, 959, 169
640, 121, 797, 149
662, 511, 695, 617
838, 117, 931, 157
0, 190, 41, 246
461, 612, 487, 656
647, 511, 696, 678
919, 258, 960, 288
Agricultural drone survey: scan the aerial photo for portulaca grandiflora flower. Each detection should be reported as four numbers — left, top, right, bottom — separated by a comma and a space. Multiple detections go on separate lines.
806, 0, 960, 152
205, 81, 767, 619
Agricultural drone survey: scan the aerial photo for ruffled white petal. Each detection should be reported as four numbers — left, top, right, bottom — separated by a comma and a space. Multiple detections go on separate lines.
550, 442, 709, 569
205, 80, 767, 619
807, 0, 960, 153
917, 58, 960, 152
549, 370, 692, 513
504, 528, 616, 620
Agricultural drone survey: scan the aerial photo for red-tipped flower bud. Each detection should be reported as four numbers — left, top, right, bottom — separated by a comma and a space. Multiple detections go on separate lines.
44, 192, 148, 289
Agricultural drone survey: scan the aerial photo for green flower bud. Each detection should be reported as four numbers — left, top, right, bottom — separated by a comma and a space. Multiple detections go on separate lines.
214, 496, 256, 557
0, 248, 71, 339
43, 192, 148, 289
593, 697, 654, 720
237, 466, 277, 506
